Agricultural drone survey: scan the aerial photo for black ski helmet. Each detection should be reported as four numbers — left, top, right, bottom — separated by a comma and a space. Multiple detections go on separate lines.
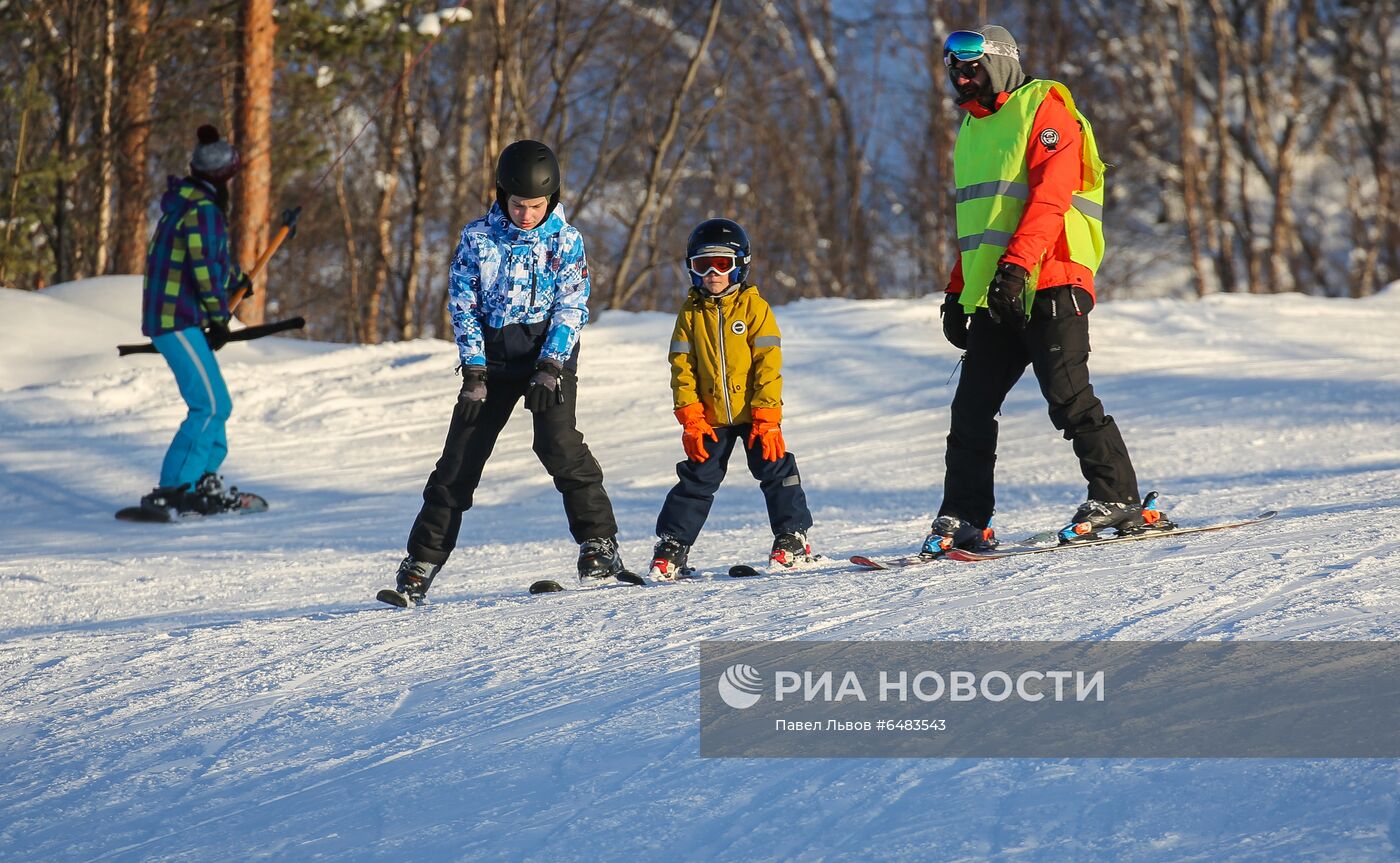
495, 139, 561, 220
685, 218, 751, 287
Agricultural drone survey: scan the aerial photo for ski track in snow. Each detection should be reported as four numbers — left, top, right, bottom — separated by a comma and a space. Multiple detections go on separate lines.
3, 280, 1400, 861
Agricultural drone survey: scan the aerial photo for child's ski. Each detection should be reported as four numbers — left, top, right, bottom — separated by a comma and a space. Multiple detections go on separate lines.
527, 570, 646, 595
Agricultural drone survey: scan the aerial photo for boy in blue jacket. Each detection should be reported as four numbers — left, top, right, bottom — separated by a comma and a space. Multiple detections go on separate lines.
383, 140, 627, 605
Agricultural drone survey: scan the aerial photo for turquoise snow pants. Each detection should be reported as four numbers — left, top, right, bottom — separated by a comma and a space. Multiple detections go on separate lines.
153, 327, 231, 490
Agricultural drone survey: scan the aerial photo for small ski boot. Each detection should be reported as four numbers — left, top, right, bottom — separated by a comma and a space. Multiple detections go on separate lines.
378, 555, 443, 607
649, 535, 692, 581
577, 537, 626, 581
769, 530, 814, 569
138, 485, 194, 521
920, 515, 996, 559
1058, 492, 1176, 544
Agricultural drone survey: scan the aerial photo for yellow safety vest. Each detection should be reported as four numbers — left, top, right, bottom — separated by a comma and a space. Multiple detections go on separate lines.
953, 79, 1106, 316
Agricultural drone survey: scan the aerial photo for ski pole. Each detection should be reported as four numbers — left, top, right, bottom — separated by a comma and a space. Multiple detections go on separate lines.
228, 206, 301, 313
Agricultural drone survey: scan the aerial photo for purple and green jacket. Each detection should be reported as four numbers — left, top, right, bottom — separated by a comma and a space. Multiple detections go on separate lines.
141, 177, 239, 337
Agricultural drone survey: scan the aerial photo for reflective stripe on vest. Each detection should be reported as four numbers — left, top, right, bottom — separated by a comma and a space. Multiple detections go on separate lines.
953, 79, 1107, 315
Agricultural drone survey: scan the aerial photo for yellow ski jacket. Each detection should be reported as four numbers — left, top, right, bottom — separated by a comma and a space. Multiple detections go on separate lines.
668, 283, 783, 427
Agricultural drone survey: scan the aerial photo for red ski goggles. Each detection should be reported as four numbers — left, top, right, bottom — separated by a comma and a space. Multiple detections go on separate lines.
687, 254, 738, 277
942, 30, 1019, 65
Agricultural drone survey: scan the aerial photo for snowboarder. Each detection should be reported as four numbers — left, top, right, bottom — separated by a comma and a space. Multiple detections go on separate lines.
928, 25, 1171, 554
384, 140, 628, 605
136, 125, 259, 520
648, 218, 816, 579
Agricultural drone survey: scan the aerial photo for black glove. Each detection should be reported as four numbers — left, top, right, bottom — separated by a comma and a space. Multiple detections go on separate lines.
986, 261, 1030, 328
941, 293, 969, 350
204, 318, 230, 351
458, 366, 487, 423
234, 272, 254, 298
524, 360, 564, 413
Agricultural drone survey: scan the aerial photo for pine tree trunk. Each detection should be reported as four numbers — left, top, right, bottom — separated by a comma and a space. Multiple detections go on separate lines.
95, 0, 116, 275
234, 0, 275, 324
113, 0, 155, 276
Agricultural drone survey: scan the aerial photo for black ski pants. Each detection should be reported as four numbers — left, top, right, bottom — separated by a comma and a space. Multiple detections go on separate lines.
655, 423, 813, 546
939, 286, 1139, 528
407, 372, 618, 565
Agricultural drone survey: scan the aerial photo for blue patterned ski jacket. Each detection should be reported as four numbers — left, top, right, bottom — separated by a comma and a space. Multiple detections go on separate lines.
448, 203, 591, 375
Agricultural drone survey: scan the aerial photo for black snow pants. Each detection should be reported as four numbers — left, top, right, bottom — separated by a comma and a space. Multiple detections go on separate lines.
939, 286, 1140, 528
407, 371, 618, 565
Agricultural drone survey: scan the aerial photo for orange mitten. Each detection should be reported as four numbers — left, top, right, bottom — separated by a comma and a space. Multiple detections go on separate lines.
748, 406, 786, 461
675, 402, 718, 463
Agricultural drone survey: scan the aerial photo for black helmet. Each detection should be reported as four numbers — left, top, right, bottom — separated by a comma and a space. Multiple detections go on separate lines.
685, 218, 751, 288
495, 139, 561, 219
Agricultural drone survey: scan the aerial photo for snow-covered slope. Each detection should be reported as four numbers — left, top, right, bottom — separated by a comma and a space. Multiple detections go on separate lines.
2, 279, 1399, 861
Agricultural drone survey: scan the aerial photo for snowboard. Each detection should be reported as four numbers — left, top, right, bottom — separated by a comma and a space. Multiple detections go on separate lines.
851, 510, 1278, 569
115, 492, 269, 523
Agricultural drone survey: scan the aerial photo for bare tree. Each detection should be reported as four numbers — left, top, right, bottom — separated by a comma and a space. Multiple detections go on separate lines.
610, 0, 724, 308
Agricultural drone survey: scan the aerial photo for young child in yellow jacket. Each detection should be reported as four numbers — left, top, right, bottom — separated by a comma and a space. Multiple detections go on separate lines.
648, 218, 815, 579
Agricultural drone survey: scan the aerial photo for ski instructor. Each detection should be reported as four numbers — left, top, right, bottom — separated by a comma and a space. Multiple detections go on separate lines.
924, 24, 1171, 556
382, 140, 629, 606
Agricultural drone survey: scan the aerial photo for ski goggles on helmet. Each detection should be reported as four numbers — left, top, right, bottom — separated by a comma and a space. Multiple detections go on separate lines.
942, 30, 1019, 65
687, 254, 738, 277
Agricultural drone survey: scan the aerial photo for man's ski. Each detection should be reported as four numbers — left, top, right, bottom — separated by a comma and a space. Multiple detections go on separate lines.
851, 510, 1278, 568
115, 493, 269, 523
849, 554, 945, 571
944, 510, 1277, 561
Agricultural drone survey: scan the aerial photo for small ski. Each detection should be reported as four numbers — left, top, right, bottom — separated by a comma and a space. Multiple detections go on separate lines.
376, 588, 420, 608
651, 552, 836, 583
115, 493, 269, 523
527, 570, 645, 595
944, 510, 1278, 561
648, 564, 767, 583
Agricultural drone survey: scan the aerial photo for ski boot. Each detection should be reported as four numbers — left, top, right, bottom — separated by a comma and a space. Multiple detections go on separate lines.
378, 555, 443, 607
1058, 492, 1176, 544
769, 531, 814, 569
188, 472, 236, 514
138, 485, 195, 521
920, 515, 996, 559
577, 537, 626, 581
648, 535, 691, 581
190, 472, 267, 515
